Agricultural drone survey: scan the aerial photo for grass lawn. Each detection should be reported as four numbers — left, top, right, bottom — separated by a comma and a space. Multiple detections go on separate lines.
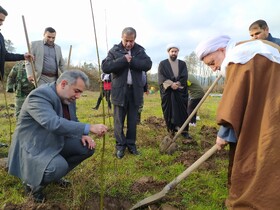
0, 89, 228, 210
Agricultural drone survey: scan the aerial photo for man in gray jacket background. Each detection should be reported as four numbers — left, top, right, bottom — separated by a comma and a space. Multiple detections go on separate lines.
26, 27, 65, 86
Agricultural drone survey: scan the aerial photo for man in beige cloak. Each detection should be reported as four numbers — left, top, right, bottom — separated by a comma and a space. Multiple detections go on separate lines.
196, 35, 280, 209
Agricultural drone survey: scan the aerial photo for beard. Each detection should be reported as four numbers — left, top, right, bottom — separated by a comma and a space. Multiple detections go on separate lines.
61, 99, 71, 105
170, 55, 177, 61
61, 96, 75, 105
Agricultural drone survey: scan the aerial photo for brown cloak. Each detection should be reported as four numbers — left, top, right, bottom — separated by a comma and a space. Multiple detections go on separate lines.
217, 54, 280, 209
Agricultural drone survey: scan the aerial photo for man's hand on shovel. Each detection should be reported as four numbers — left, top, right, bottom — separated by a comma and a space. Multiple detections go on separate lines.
216, 136, 228, 150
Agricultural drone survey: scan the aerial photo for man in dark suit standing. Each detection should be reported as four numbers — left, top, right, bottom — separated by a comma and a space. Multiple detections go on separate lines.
0, 5, 33, 79
102, 27, 152, 159
8, 70, 108, 202
0, 5, 33, 148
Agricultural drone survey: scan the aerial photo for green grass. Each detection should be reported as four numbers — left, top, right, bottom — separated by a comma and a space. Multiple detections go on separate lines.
0, 90, 228, 209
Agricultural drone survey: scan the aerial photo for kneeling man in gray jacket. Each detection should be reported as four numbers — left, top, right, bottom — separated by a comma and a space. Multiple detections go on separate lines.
8, 70, 108, 202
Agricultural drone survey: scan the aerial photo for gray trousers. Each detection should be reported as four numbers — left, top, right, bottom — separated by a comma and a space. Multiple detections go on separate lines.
41, 137, 94, 185
38, 75, 57, 86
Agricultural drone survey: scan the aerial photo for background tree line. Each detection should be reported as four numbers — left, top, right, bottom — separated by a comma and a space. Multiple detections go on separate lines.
3, 40, 224, 93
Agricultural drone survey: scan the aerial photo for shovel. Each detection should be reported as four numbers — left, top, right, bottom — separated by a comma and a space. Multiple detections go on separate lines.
160, 74, 222, 154
129, 145, 218, 210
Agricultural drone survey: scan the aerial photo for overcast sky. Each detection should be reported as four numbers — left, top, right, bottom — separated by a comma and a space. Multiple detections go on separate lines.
1, 0, 280, 74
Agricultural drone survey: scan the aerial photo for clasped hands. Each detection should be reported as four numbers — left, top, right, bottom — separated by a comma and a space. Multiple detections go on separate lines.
125, 54, 132, 63
171, 81, 181, 90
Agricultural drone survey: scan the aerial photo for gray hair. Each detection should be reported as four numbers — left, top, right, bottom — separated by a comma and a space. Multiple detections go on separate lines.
57, 70, 90, 88
0, 6, 8, 16
122, 27, 137, 38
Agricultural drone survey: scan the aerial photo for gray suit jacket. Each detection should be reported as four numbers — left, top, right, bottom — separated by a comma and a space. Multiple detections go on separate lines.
26, 40, 65, 82
8, 82, 85, 186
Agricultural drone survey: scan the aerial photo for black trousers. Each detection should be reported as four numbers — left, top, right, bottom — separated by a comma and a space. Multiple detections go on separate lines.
187, 98, 202, 123
41, 137, 94, 185
95, 90, 111, 109
227, 142, 237, 189
113, 86, 138, 151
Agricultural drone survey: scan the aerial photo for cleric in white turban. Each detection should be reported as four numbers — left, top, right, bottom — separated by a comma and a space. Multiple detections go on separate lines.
195, 34, 280, 75
194, 33, 280, 210
195, 35, 231, 61
166, 43, 180, 52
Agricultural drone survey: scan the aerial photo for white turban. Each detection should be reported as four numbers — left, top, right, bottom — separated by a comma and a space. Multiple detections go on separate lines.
166, 43, 180, 52
195, 35, 231, 60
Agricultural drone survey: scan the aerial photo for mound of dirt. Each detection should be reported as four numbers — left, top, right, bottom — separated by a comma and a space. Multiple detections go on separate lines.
3, 197, 132, 210
143, 116, 166, 128
3, 202, 67, 210
82, 195, 132, 210
199, 125, 218, 148
174, 125, 227, 171
131, 176, 167, 194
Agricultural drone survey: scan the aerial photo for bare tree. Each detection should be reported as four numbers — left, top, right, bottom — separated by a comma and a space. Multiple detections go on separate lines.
184, 51, 198, 74
5, 39, 15, 52
184, 51, 223, 87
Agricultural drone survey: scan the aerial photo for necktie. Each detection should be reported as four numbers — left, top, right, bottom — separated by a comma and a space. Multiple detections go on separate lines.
127, 50, 132, 85
62, 104, 70, 120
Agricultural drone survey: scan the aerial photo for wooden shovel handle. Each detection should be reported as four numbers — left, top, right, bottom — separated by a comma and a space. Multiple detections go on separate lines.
22, 15, 38, 88
129, 145, 218, 210
174, 74, 222, 141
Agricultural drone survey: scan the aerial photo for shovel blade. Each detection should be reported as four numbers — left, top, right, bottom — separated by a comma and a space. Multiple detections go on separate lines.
159, 136, 177, 154
129, 188, 168, 210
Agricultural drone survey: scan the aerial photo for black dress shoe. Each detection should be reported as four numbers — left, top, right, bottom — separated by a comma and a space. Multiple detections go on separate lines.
23, 183, 45, 203
0, 143, 8, 147
116, 150, 125, 159
128, 149, 140, 155
55, 178, 71, 188
181, 132, 193, 140
23, 183, 31, 195
32, 186, 46, 203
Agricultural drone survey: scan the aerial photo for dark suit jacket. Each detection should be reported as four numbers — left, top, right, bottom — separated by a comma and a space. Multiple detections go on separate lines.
101, 42, 152, 106
0, 33, 25, 78
8, 82, 86, 186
